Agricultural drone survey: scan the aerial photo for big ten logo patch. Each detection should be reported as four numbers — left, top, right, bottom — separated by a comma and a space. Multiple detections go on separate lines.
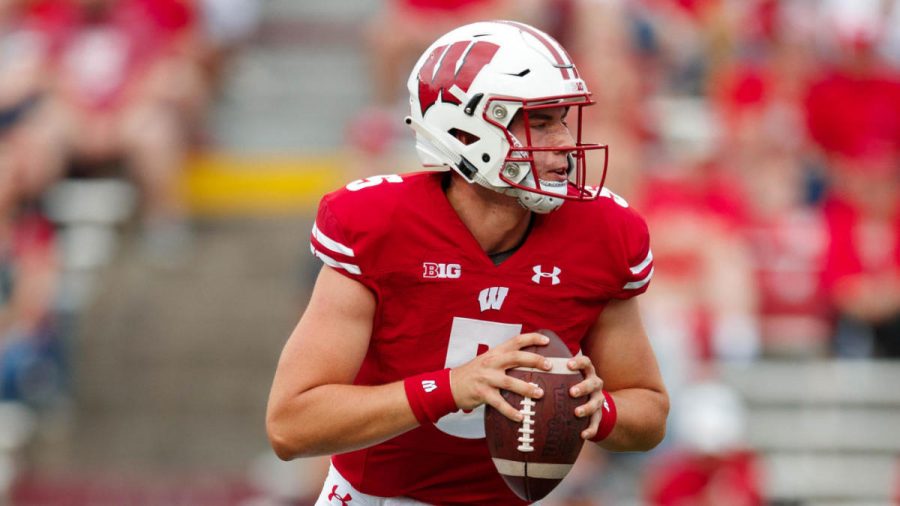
423, 262, 462, 279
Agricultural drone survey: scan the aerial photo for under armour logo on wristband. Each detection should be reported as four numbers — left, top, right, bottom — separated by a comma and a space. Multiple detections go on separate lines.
328, 485, 352, 505
422, 380, 437, 392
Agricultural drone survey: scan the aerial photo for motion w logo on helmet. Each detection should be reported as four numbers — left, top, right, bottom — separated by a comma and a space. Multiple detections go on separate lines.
417, 41, 500, 115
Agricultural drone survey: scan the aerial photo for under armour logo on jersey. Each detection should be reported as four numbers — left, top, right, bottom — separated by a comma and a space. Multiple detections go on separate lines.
532, 265, 561, 285
478, 287, 509, 312
328, 485, 352, 506
422, 380, 438, 393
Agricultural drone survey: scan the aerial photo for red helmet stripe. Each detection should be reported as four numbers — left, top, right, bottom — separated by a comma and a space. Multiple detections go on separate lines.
497, 20, 576, 79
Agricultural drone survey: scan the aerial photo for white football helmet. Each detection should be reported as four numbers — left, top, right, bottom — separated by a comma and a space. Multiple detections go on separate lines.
406, 20, 607, 213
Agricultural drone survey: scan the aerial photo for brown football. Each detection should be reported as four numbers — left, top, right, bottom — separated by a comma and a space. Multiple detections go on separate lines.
484, 329, 590, 502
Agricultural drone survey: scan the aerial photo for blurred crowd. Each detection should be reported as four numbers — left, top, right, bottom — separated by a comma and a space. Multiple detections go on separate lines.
0, 0, 261, 501
0, 0, 898, 504
0, 0, 265, 391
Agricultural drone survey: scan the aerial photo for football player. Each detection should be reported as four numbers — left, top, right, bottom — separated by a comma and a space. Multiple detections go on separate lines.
267, 20, 669, 505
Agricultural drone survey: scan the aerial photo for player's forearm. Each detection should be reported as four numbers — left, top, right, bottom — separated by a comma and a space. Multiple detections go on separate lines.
266, 381, 419, 459
597, 387, 668, 452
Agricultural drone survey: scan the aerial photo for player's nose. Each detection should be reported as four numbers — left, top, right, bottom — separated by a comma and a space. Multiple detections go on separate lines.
548, 124, 575, 151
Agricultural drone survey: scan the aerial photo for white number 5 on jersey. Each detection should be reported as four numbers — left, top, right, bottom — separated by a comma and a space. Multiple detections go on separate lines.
435, 317, 522, 439
345, 174, 403, 191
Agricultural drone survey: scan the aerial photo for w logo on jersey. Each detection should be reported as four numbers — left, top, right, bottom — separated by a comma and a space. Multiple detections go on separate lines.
417, 40, 500, 115
478, 287, 509, 312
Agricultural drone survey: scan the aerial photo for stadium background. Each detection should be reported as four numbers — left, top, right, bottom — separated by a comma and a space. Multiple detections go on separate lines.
1, 0, 899, 504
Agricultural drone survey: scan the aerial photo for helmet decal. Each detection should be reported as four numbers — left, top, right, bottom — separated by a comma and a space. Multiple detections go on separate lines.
417, 40, 500, 116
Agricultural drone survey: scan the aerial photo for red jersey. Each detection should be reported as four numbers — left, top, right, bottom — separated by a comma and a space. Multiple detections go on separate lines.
309, 171, 653, 505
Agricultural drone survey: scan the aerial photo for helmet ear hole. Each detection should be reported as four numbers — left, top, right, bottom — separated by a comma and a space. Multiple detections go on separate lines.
448, 129, 480, 145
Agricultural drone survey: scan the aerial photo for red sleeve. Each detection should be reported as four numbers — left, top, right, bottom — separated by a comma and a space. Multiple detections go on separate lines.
310, 193, 368, 286
611, 206, 654, 299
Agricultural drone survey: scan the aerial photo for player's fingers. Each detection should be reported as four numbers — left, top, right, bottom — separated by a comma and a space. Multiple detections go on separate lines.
581, 408, 602, 440
501, 351, 552, 372
574, 389, 604, 418
569, 375, 604, 398
494, 374, 544, 400
567, 355, 595, 373
485, 391, 526, 422
567, 356, 602, 397
498, 332, 549, 351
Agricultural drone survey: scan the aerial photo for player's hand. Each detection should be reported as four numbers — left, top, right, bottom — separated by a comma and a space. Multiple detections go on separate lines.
450, 332, 553, 422
566, 355, 605, 440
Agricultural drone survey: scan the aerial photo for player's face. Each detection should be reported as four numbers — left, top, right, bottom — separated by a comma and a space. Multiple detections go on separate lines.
508, 106, 575, 183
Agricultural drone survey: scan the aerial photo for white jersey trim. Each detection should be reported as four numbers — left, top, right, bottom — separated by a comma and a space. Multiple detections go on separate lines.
630, 249, 653, 275
311, 245, 362, 275
312, 223, 355, 257
623, 267, 654, 290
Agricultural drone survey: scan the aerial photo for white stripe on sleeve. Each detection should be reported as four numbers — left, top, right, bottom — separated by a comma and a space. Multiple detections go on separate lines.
629, 249, 653, 275
311, 245, 361, 275
312, 223, 355, 257
623, 267, 654, 290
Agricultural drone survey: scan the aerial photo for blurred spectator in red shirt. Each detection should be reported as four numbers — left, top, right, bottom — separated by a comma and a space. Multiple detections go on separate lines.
804, 1, 900, 357
740, 144, 832, 357
709, 23, 832, 357
12, 0, 207, 265
639, 156, 760, 365
644, 381, 764, 506
820, 151, 900, 357
637, 90, 760, 369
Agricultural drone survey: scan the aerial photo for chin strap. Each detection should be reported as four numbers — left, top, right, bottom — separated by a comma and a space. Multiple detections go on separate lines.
508, 174, 566, 214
